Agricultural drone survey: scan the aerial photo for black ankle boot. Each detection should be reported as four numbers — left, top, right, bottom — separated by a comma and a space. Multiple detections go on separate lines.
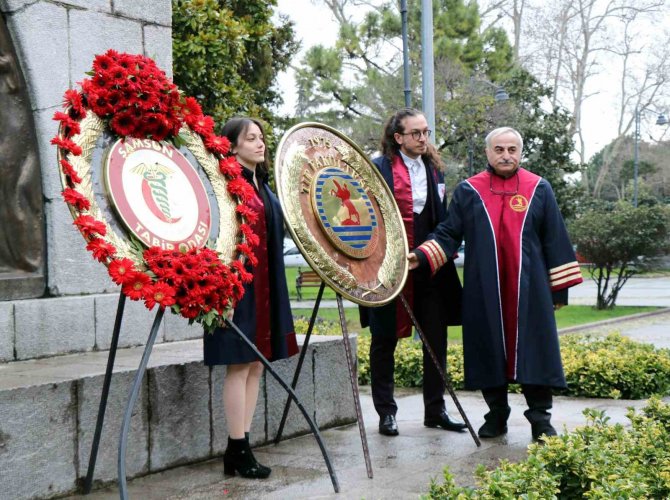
244, 432, 271, 476
223, 437, 271, 479
478, 386, 510, 438
478, 407, 510, 438
522, 385, 557, 441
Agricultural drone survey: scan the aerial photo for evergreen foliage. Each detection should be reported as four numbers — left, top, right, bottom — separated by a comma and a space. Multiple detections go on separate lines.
356, 333, 670, 399
428, 397, 670, 499
172, 0, 299, 129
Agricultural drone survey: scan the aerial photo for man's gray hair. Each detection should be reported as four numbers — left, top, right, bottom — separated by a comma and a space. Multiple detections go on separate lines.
485, 127, 523, 150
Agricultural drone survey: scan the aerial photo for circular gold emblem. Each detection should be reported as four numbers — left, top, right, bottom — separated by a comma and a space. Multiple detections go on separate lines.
105, 138, 212, 252
275, 122, 408, 307
510, 194, 529, 212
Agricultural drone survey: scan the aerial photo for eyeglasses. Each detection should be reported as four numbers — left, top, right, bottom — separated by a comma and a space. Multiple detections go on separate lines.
400, 129, 432, 141
489, 171, 519, 196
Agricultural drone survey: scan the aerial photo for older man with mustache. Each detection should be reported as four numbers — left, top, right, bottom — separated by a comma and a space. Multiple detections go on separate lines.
408, 127, 583, 442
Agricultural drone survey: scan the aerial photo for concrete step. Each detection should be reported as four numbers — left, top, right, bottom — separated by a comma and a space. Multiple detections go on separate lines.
0, 335, 357, 500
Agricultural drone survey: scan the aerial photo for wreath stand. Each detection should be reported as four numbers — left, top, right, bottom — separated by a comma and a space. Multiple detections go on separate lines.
82, 294, 340, 499
273, 283, 374, 479
273, 286, 481, 462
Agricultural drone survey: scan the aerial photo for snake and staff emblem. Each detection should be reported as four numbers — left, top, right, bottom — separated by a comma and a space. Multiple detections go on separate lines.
130, 162, 183, 224
329, 179, 360, 226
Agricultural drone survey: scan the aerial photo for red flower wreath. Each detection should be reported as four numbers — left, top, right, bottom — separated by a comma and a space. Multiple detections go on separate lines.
52, 50, 257, 331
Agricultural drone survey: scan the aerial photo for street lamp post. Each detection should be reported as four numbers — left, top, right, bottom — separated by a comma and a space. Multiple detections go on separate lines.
633, 106, 668, 207
400, 0, 411, 107
466, 77, 509, 176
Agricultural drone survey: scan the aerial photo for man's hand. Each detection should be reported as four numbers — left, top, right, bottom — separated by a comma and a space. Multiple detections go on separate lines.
407, 252, 419, 270
553, 303, 564, 311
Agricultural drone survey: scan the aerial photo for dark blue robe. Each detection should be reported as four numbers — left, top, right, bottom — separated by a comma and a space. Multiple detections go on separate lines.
416, 167, 582, 390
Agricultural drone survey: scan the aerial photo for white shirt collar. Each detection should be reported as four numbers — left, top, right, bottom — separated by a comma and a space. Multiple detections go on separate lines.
399, 150, 424, 169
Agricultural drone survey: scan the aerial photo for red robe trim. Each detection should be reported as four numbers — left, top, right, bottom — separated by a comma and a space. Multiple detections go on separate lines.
467, 169, 539, 380
391, 154, 414, 338
247, 188, 272, 359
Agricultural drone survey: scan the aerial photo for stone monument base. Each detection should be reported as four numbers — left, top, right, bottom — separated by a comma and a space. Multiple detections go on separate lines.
0, 335, 357, 499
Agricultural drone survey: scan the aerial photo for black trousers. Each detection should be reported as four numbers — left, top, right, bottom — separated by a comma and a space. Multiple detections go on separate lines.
369, 276, 448, 418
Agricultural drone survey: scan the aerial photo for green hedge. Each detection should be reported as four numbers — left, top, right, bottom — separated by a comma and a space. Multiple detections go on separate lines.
427, 397, 670, 499
356, 333, 670, 400
297, 314, 670, 400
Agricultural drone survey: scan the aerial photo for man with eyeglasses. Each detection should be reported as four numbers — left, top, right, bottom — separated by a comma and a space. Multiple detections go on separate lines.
408, 127, 583, 442
359, 108, 466, 437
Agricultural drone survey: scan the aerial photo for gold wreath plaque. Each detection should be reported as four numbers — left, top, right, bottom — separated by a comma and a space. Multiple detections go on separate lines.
57, 115, 240, 266
275, 122, 408, 307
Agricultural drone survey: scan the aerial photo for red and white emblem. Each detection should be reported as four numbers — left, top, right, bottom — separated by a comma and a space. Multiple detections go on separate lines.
105, 138, 212, 251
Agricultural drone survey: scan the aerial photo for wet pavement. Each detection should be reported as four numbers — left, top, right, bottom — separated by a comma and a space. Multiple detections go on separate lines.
66, 280, 670, 499
66, 386, 660, 500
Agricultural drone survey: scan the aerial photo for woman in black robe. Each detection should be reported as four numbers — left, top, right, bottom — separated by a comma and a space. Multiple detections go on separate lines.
204, 117, 298, 478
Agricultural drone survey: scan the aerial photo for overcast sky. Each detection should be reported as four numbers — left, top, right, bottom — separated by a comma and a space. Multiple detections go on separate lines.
274, 0, 668, 160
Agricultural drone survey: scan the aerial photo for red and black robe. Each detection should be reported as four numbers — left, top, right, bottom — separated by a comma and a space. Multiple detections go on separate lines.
359, 154, 462, 338
416, 167, 582, 389
204, 169, 298, 365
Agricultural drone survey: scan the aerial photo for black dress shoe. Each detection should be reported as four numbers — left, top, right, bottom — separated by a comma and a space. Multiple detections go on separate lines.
478, 420, 508, 438
424, 411, 467, 432
379, 414, 399, 436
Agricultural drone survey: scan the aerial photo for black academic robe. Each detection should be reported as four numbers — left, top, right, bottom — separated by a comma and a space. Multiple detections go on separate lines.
416, 167, 582, 390
360, 154, 462, 336
204, 173, 298, 365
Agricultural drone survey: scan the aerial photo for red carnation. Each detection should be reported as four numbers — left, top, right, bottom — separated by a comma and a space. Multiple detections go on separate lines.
86, 238, 116, 262
236, 204, 259, 224
53, 111, 81, 137
219, 157, 242, 178
187, 114, 215, 136
60, 159, 82, 184
231, 259, 254, 283
227, 177, 254, 202
182, 96, 203, 117
73, 214, 107, 238
237, 243, 258, 267
107, 64, 128, 85
109, 110, 137, 137
62, 188, 90, 211
51, 137, 83, 156
62, 89, 86, 118
204, 134, 230, 156
239, 224, 260, 247
108, 257, 137, 285
92, 53, 114, 72
122, 271, 152, 300
144, 282, 176, 309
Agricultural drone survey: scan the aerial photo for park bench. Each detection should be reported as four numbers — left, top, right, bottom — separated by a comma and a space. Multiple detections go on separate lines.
295, 268, 322, 300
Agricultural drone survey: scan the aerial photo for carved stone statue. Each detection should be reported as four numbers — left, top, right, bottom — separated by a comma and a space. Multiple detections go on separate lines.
0, 16, 45, 299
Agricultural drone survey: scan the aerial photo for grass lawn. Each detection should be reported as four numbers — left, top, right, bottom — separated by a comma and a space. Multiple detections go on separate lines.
291, 305, 660, 344
286, 266, 660, 342
285, 266, 338, 300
